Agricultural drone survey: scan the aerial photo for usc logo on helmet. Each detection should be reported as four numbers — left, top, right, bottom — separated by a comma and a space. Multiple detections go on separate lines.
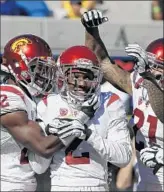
11, 38, 32, 54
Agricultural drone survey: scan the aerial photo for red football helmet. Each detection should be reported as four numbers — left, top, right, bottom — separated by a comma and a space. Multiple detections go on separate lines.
146, 38, 164, 90
2, 34, 56, 96
57, 45, 102, 107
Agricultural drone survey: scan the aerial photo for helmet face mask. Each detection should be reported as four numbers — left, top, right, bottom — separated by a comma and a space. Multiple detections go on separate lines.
21, 57, 57, 96
57, 46, 102, 108
61, 65, 102, 102
2, 34, 57, 96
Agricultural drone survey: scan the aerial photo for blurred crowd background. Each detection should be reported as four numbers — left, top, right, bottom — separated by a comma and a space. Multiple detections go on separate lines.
0, 0, 163, 20
0, 1, 163, 191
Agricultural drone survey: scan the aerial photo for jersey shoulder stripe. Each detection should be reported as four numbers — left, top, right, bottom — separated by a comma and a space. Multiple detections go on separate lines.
1, 85, 25, 102
107, 93, 120, 107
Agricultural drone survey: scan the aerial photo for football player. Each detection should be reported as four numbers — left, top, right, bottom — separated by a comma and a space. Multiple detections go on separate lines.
0, 34, 63, 191
37, 45, 132, 191
81, 10, 164, 191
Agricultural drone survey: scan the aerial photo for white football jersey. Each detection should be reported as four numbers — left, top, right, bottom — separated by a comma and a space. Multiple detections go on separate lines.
101, 82, 131, 114
37, 92, 131, 187
1, 84, 36, 183
130, 72, 163, 185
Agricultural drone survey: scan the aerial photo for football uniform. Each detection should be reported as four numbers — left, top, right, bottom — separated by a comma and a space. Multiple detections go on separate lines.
101, 82, 131, 115
37, 92, 132, 191
130, 72, 164, 191
0, 84, 50, 191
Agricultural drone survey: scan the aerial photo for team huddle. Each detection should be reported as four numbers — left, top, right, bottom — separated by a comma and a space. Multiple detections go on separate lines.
0, 10, 163, 191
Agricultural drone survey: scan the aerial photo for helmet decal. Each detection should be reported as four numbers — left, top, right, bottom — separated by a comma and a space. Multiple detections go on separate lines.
11, 38, 32, 54
3, 34, 57, 96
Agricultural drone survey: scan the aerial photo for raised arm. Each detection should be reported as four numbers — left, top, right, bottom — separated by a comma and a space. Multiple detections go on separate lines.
81, 10, 132, 94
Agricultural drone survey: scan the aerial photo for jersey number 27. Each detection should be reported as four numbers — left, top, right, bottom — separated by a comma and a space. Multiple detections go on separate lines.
134, 108, 158, 151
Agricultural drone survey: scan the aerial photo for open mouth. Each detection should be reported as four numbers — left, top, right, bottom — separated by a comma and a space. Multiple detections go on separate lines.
74, 90, 86, 96
73, 87, 90, 94
36, 79, 43, 86
35, 74, 46, 86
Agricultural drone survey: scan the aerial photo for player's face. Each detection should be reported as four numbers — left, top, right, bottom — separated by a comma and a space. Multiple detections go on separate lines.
29, 58, 56, 94
66, 70, 94, 97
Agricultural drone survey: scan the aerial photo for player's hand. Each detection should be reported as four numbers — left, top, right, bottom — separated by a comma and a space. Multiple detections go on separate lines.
46, 118, 86, 147
125, 44, 149, 74
140, 146, 164, 168
79, 94, 100, 122
81, 10, 108, 28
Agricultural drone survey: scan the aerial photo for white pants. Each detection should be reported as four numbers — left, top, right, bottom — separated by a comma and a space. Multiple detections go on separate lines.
51, 185, 109, 191
1, 181, 37, 191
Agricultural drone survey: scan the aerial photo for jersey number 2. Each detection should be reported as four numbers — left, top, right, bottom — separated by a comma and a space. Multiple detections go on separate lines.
65, 138, 90, 165
0, 94, 9, 107
134, 108, 158, 149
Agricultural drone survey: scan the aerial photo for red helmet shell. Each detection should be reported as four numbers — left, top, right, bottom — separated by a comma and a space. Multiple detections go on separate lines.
146, 38, 164, 64
2, 34, 52, 81
58, 45, 99, 68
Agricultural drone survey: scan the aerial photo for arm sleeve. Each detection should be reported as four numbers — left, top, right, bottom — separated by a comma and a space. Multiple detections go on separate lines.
36, 98, 48, 134
87, 98, 132, 168
29, 99, 52, 174
0, 85, 26, 115
36, 97, 47, 121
